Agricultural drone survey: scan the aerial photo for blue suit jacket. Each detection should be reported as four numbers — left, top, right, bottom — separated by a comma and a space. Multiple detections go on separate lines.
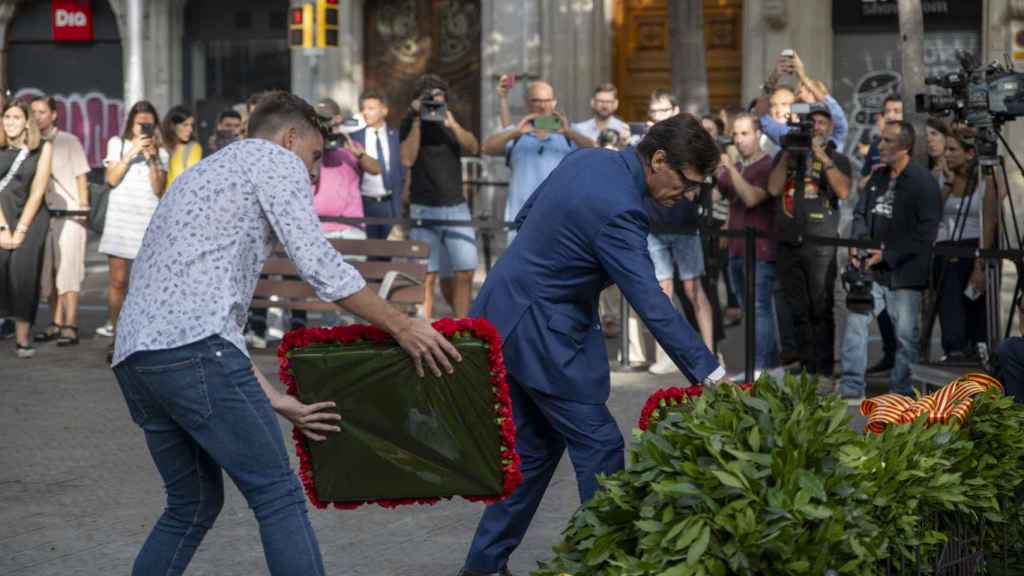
470, 147, 718, 404
351, 126, 405, 215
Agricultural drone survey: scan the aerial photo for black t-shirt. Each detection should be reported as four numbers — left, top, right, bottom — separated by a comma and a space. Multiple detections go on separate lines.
772, 146, 852, 240
399, 112, 464, 206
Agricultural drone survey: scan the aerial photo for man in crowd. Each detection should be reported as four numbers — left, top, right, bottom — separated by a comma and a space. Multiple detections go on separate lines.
481, 80, 592, 246
768, 106, 852, 386
206, 108, 243, 155
31, 95, 91, 347
838, 121, 941, 401
571, 83, 631, 145
643, 105, 715, 374
400, 73, 480, 319
717, 112, 779, 377
458, 113, 723, 576
759, 50, 849, 152
112, 91, 460, 576
351, 91, 404, 240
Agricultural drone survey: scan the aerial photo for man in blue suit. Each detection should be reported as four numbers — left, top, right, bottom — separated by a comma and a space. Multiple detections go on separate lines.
351, 91, 405, 239
458, 114, 725, 575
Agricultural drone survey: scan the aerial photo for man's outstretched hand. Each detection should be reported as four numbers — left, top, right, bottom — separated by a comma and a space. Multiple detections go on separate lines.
394, 318, 463, 377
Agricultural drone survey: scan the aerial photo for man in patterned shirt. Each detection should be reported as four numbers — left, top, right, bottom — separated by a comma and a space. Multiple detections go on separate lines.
111, 92, 460, 575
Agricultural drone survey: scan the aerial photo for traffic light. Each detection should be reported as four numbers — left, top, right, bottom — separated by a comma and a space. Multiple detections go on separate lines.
316, 0, 340, 48
289, 2, 313, 49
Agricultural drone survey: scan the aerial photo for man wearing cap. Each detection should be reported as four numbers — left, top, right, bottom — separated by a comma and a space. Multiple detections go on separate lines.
767, 105, 852, 389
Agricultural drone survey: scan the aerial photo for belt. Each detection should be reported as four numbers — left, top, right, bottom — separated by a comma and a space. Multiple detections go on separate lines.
362, 194, 392, 203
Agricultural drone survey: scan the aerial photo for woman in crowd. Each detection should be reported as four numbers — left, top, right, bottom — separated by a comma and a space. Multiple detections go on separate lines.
935, 126, 996, 363
162, 105, 201, 189
0, 100, 54, 358
100, 101, 167, 362
926, 116, 951, 185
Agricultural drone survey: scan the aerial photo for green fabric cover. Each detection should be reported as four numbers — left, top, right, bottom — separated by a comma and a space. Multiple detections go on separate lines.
288, 334, 504, 502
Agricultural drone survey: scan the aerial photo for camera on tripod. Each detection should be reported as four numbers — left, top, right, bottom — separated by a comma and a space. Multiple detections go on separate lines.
842, 250, 875, 314
780, 102, 827, 153
915, 50, 1024, 163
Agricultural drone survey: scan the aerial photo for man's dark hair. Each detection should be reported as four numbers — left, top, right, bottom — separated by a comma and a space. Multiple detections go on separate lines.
359, 90, 388, 107
593, 82, 618, 97
887, 120, 915, 151
414, 74, 449, 97
649, 88, 677, 108
636, 113, 719, 178
247, 91, 320, 138
30, 95, 57, 113
247, 91, 273, 114
883, 93, 903, 107
217, 108, 242, 123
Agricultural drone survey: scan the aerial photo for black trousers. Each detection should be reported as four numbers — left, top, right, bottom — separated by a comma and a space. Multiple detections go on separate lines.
778, 243, 837, 376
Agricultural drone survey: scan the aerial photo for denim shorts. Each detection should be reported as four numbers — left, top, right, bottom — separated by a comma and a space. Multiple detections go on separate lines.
409, 203, 479, 274
647, 233, 704, 281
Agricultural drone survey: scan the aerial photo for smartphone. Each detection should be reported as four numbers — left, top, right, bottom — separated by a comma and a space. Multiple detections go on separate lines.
139, 123, 155, 137
500, 74, 519, 90
531, 115, 561, 131
964, 284, 982, 301
780, 48, 794, 58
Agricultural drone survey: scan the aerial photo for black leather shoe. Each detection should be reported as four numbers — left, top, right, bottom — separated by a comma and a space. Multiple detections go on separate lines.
866, 355, 895, 374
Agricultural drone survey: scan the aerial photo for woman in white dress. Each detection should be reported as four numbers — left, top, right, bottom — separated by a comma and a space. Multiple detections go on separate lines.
100, 101, 167, 361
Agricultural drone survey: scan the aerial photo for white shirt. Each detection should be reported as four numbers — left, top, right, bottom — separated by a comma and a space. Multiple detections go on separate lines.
361, 126, 390, 198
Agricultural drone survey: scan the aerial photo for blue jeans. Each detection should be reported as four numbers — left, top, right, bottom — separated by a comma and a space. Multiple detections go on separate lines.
113, 336, 324, 576
839, 284, 922, 397
728, 257, 780, 369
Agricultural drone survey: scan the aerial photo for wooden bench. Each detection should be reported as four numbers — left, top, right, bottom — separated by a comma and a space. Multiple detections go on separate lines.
251, 239, 430, 319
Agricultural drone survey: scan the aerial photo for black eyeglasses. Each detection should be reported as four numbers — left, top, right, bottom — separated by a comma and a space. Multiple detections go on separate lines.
677, 170, 707, 194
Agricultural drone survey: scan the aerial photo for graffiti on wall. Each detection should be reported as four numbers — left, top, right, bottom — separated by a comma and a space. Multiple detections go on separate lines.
14, 88, 124, 168
834, 32, 979, 161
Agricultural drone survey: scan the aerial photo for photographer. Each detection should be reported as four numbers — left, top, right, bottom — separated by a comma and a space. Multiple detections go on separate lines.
206, 108, 242, 155
399, 74, 480, 320
481, 80, 592, 246
758, 50, 849, 152
767, 106, 852, 383
837, 121, 941, 401
314, 97, 380, 241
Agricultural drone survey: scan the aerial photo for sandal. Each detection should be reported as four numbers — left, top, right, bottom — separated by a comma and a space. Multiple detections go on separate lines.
34, 323, 62, 343
57, 325, 79, 347
15, 343, 35, 359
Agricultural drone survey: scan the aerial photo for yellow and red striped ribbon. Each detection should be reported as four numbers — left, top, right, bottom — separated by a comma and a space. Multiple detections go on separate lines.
859, 373, 1003, 434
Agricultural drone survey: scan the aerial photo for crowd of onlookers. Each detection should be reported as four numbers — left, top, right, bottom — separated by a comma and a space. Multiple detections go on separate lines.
0, 52, 1011, 402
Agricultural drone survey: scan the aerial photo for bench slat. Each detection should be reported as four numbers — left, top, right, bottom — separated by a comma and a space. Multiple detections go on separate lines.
260, 258, 426, 280
272, 239, 429, 259
254, 281, 424, 305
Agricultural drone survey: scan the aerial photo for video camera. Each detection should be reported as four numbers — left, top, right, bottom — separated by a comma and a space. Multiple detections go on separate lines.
842, 251, 875, 314
315, 114, 346, 151
915, 50, 1024, 163
780, 102, 827, 153
420, 88, 448, 123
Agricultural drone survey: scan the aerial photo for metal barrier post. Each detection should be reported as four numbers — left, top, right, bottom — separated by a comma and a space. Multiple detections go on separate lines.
613, 291, 646, 372
744, 227, 756, 384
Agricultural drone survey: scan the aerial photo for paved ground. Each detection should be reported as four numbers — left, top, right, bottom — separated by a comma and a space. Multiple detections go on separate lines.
0, 240, 925, 576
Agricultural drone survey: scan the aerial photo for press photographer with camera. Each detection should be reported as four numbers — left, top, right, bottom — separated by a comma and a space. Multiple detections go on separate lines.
400, 73, 480, 320
481, 80, 592, 246
758, 50, 849, 153
837, 121, 941, 401
767, 105, 851, 383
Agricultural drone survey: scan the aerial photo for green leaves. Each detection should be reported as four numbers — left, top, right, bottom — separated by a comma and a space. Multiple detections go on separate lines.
532, 375, 1024, 576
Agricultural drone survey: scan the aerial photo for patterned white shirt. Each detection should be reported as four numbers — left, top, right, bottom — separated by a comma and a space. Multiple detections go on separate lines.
112, 138, 366, 365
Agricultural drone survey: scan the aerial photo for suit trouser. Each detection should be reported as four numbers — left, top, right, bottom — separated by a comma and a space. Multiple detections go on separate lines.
463, 376, 625, 573
361, 195, 398, 240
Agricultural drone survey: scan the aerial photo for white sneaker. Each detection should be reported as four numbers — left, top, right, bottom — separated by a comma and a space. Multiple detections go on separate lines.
15, 344, 35, 359
95, 321, 114, 338
648, 358, 677, 375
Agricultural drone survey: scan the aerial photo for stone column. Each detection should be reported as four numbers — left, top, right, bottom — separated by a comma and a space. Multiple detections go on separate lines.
124, 0, 145, 106
540, 0, 610, 123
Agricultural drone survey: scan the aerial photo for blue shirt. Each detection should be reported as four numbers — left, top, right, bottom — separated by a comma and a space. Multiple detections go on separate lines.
760, 95, 849, 152
504, 130, 575, 222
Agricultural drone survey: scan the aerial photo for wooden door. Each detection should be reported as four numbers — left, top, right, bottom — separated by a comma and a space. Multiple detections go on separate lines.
364, 0, 481, 138
613, 0, 742, 119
